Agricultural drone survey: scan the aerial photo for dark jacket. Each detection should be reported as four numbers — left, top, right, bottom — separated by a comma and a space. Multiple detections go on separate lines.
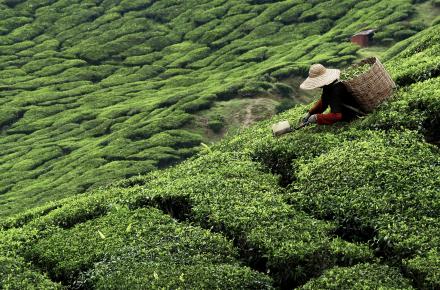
308, 81, 362, 125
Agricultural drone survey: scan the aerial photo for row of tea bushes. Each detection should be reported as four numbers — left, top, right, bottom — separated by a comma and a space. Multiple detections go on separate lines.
211, 104, 440, 288
299, 263, 414, 289
359, 23, 440, 142
1, 2, 439, 289
1, 150, 375, 288
0, 255, 60, 289
290, 130, 439, 254
384, 24, 440, 86
357, 76, 440, 143
4, 115, 436, 288
0, 0, 422, 216
117, 151, 375, 287
3, 207, 273, 289
28, 207, 274, 289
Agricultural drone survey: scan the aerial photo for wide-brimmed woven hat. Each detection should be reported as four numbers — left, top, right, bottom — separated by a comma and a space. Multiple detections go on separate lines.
300, 64, 340, 90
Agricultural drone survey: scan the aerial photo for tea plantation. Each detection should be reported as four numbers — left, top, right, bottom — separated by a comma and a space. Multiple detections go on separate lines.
1, 0, 440, 289
0, 0, 434, 216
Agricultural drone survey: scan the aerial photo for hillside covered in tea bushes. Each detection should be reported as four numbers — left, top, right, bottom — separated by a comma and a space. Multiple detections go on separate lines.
1, 0, 438, 216
1, 11, 440, 289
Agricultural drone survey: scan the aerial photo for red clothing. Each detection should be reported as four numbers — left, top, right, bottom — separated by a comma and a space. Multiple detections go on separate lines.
317, 113, 343, 125
308, 99, 343, 125
308, 81, 362, 125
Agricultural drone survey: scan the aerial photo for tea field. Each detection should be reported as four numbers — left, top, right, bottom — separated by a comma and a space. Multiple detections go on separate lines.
0, 0, 433, 216
1, 0, 440, 289
1, 13, 440, 290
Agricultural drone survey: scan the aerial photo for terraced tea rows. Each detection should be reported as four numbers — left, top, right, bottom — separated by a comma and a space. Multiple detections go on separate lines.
0, 0, 427, 216
1, 22, 439, 289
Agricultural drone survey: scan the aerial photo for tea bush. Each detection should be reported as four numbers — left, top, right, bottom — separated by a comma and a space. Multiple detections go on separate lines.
208, 114, 225, 133
356, 76, 440, 142
26, 207, 272, 288
288, 130, 440, 286
119, 152, 375, 287
404, 249, 440, 289
299, 263, 414, 289
1, 1, 439, 289
0, 0, 422, 216
84, 255, 273, 290
0, 256, 61, 290
275, 98, 296, 113
385, 24, 440, 86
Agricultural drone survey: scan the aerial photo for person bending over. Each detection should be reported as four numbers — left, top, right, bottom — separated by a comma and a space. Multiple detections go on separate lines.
299, 64, 363, 126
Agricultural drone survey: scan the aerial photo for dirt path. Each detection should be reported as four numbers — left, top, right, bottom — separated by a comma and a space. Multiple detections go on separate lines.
242, 103, 254, 127
242, 98, 272, 128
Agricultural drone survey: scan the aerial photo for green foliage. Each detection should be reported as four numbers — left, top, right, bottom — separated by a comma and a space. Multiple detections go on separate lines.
394, 28, 418, 40
0, 108, 22, 128
340, 63, 372, 81
119, 152, 374, 287
0, 256, 61, 290
26, 207, 272, 288
207, 114, 225, 133
0, 0, 424, 218
289, 130, 440, 271
273, 82, 294, 97
238, 47, 269, 62
277, 3, 313, 24
356, 76, 440, 143
404, 249, 440, 289
275, 98, 296, 113
87, 258, 273, 290
0, 2, 439, 289
300, 263, 414, 289
385, 24, 440, 85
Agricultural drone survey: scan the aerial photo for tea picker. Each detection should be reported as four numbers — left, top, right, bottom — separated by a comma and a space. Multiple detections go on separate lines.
271, 58, 395, 137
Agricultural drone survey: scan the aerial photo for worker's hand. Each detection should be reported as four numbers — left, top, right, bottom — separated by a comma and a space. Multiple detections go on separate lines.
304, 114, 318, 125
299, 112, 311, 126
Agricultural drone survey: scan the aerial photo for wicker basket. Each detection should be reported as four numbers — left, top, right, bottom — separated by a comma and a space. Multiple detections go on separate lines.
342, 57, 396, 113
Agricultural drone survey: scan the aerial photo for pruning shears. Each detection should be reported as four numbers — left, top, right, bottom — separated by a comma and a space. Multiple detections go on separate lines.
272, 120, 308, 137
294, 122, 308, 130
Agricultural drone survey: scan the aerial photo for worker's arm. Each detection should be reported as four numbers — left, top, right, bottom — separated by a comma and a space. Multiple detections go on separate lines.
312, 86, 344, 125
308, 98, 327, 115
316, 113, 343, 125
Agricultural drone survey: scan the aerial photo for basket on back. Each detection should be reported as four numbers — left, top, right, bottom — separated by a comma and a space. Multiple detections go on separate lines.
342, 57, 396, 113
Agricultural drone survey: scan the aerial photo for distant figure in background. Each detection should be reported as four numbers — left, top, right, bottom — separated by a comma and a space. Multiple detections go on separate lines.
299, 64, 363, 126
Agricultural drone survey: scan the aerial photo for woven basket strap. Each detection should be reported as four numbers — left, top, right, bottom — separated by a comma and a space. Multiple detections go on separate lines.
342, 104, 367, 116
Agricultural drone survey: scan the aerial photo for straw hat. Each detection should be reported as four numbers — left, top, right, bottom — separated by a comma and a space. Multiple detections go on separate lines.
300, 64, 340, 90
